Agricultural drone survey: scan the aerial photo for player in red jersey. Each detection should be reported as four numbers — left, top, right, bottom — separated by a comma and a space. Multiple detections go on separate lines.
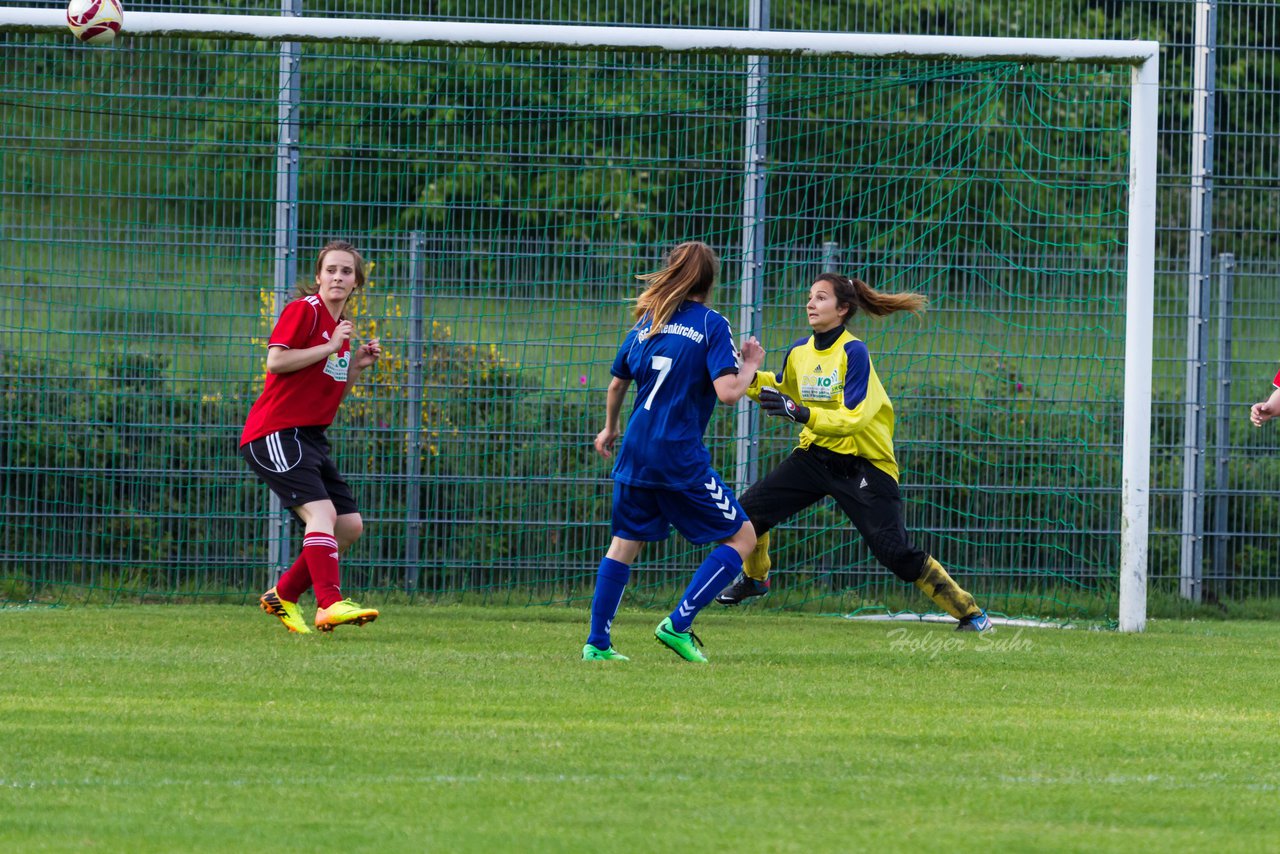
240, 240, 383, 634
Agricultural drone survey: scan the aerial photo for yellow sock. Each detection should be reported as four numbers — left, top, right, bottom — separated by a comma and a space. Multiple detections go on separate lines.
743, 531, 771, 582
913, 557, 980, 620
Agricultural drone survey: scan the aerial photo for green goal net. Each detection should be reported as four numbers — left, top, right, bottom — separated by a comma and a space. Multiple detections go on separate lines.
0, 22, 1148, 626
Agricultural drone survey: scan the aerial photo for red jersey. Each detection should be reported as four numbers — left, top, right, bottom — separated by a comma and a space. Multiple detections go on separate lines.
240, 296, 352, 445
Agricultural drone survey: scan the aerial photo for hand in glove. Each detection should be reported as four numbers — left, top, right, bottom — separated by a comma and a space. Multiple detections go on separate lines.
759, 387, 810, 425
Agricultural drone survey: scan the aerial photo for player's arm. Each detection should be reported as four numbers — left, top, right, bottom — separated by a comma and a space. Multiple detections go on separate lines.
805, 340, 880, 436
1250, 383, 1280, 427
745, 368, 778, 402
804, 391, 880, 436
758, 339, 880, 434
344, 337, 382, 392
266, 318, 351, 374
594, 376, 631, 458
713, 336, 765, 404
597, 329, 640, 458
746, 339, 804, 402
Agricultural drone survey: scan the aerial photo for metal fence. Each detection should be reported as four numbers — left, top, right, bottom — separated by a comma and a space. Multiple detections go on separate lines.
4, 0, 1278, 610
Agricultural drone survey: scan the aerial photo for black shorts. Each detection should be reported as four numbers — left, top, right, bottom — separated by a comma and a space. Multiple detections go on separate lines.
240, 426, 358, 516
738, 446, 927, 582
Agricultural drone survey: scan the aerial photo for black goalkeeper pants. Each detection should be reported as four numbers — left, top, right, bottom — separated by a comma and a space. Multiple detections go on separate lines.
737, 446, 929, 583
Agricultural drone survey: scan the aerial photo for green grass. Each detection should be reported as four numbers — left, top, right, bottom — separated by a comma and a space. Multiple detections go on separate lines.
2, 605, 1277, 852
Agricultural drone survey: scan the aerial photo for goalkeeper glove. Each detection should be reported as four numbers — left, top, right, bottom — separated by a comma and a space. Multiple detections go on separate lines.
759, 387, 810, 424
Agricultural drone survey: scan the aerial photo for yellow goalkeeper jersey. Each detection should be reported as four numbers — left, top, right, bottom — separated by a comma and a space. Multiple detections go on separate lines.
747, 328, 899, 481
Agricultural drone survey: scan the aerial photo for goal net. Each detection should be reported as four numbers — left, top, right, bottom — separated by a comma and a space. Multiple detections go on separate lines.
0, 12, 1157, 628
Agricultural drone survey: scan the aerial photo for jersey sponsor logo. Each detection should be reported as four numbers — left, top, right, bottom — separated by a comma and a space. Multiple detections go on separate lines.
637, 321, 705, 344
323, 352, 350, 383
799, 366, 841, 400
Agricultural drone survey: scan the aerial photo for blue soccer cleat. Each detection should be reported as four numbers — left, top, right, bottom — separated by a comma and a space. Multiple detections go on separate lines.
956, 610, 993, 633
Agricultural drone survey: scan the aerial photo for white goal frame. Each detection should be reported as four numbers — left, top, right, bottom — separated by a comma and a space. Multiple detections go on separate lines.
2, 9, 1160, 631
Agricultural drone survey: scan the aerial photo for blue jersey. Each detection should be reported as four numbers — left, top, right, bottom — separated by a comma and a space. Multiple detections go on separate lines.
610, 300, 740, 489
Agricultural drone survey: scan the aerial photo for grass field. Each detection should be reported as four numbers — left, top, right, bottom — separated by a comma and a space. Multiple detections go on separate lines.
3, 605, 1278, 852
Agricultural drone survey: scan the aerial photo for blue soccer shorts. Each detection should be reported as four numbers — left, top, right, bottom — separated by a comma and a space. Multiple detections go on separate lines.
611, 470, 747, 545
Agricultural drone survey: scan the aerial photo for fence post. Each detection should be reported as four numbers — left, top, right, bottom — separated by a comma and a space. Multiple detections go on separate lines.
1211, 252, 1235, 584
405, 232, 426, 594
821, 241, 841, 272
267, 0, 302, 584
1179, 267, 1211, 603
1179, 0, 1218, 603
735, 0, 770, 492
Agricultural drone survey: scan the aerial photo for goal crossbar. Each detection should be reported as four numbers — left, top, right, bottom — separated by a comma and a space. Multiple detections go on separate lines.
5, 9, 1157, 64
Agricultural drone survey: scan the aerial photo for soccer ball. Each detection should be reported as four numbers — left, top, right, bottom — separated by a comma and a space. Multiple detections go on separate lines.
66, 0, 124, 46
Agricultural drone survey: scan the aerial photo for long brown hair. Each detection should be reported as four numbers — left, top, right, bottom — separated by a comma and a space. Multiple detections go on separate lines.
633, 241, 720, 331
816, 272, 927, 323
297, 239, 368, 299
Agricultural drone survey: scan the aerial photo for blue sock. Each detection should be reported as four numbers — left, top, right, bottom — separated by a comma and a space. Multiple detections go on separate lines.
587, 557, 630, 649
669, 544, 743, 633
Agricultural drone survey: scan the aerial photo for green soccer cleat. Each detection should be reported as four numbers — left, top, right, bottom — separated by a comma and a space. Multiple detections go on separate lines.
654, 617, 708, 663
582, 643, 630, 661
259, 587, 311, 634
314, 599, 379, 632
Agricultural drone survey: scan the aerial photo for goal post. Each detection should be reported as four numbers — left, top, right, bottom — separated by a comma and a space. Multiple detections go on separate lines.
1121, 53, 1159, 633
0, 9, 1157, 629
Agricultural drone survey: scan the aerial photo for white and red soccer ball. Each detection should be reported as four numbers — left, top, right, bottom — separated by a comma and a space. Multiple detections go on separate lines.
66, 0, 124, 46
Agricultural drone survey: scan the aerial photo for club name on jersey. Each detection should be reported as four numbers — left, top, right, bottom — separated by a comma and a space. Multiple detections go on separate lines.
799, 366, 841, 400
637, 322, 704, 344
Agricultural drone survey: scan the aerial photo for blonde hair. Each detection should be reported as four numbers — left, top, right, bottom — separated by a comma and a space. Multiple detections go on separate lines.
633, 241, 720, 331
816, 272, 927, 322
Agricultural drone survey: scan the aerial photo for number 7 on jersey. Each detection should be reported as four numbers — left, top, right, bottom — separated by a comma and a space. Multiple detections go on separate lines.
643, 355, 673, 410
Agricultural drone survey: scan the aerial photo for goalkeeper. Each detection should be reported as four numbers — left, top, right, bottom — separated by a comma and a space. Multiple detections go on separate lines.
714, 272, 991, 631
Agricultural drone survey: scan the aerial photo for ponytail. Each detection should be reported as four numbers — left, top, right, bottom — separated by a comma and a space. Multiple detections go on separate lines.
634, 241, 721, 331
816, 271, 927, 322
